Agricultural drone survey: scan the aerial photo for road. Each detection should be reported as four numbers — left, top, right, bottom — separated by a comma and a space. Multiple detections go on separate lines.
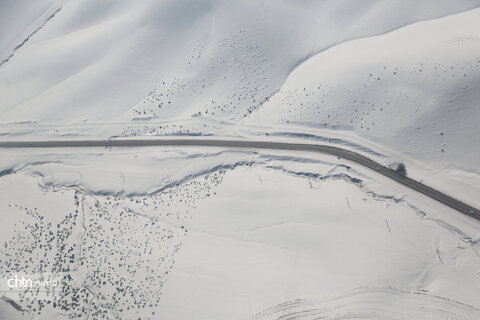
1, 138, 479, 221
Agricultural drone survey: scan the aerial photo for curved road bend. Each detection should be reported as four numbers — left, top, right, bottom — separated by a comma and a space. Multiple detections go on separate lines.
0, 139, 479, 221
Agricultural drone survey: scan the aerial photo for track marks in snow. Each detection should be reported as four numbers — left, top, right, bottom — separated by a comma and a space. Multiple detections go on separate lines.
252, 287, 480, 320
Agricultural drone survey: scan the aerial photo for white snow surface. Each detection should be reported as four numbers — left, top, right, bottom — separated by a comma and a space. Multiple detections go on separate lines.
1, 1, 480, 319
0, 0, 479, 206
0, 0, 478, 123
246, 7, 480, 207
1, 147, 479, 319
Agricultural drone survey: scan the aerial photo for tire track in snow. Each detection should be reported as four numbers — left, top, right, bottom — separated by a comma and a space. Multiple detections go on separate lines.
252, 287, 480, 320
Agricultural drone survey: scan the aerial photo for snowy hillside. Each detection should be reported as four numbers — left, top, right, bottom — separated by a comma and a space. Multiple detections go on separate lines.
1, 0, 479, 205
246, 7, 480, 206
0, 0, 478, 123
0, 1, 480, 319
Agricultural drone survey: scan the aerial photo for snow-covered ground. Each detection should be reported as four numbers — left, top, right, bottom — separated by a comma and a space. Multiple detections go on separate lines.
1, 1, 479, 319
1, 147, 479, 319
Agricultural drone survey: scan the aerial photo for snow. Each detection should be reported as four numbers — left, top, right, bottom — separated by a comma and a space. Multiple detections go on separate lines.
0, 0, 478, 123
0, 0, 480, 319
0, 0, 59, 64
246, 7, 480, 207
155, 166, 480, 319
0, 1, 479, 208
1, 146, 479, 318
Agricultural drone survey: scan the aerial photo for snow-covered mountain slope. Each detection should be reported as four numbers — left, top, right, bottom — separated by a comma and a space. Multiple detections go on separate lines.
247, 7, 480, 168
1, 1, 480, 319
246, 7, 480, 206
0, 0, 60, 65
0, 0, 478, 123
0, 1, 479, 205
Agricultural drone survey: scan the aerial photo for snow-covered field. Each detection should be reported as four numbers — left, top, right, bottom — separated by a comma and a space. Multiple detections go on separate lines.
1, 1, 479, 319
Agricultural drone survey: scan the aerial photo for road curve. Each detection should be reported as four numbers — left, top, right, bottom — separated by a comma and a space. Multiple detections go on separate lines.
1, 138, 479, 221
